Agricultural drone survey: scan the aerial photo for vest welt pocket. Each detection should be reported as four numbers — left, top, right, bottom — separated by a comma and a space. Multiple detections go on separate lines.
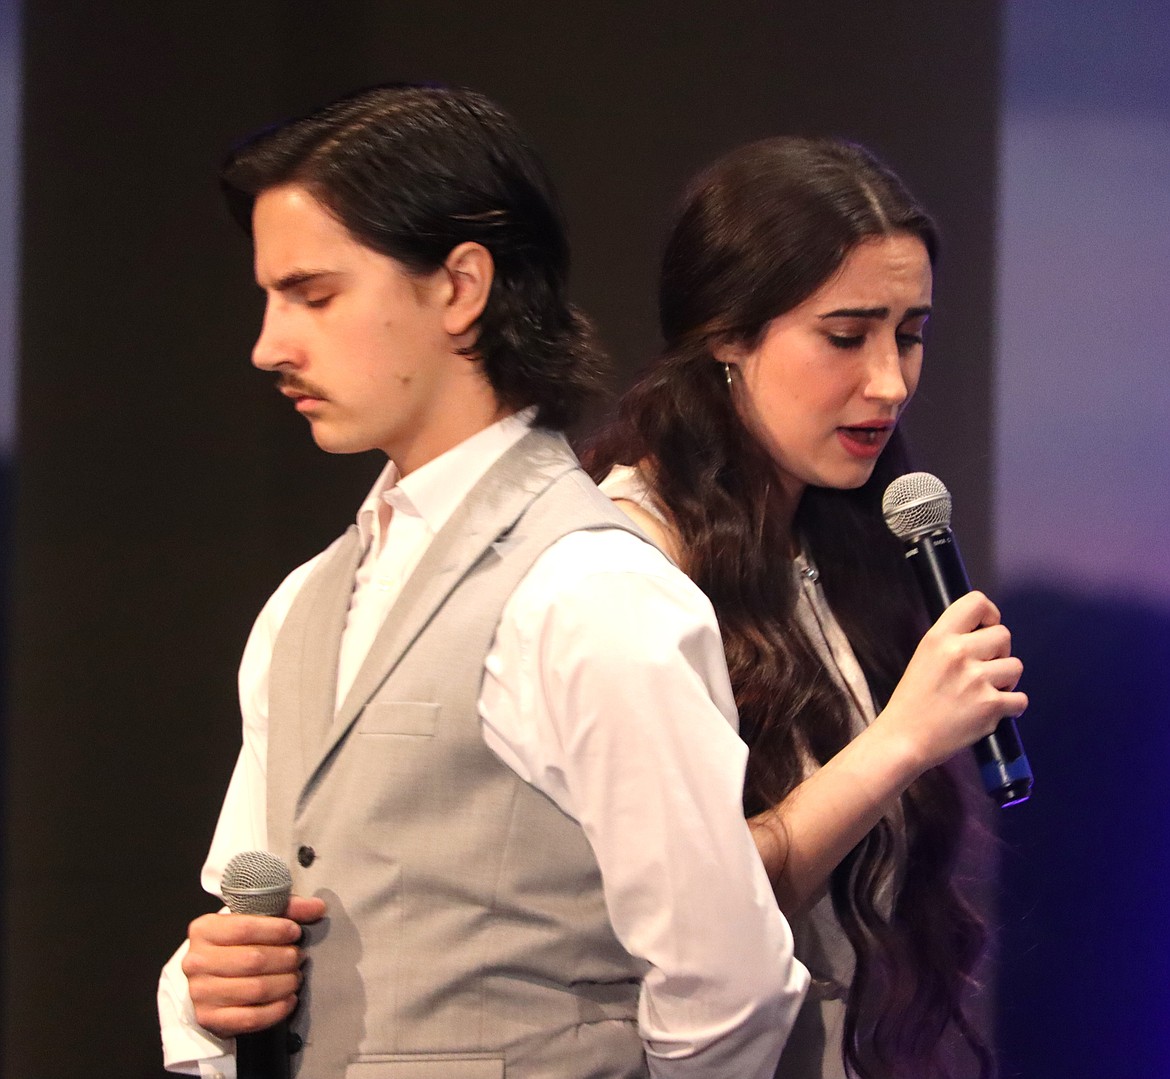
359, 700, 441, 737
345, 1053, 504, 1077
353, 702, 439, 734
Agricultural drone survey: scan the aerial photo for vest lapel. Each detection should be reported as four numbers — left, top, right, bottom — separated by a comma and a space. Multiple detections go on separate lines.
267, 524, 366, 853
298, 429, 580, 804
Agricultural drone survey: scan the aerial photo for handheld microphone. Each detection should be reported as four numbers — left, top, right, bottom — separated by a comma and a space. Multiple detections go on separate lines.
221, 850, 295, 1079
882, 472, 1033, 807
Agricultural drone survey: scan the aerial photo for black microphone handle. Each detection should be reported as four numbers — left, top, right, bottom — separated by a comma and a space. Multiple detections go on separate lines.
903, 528, 1033, 806
237, 1022, 291, 1079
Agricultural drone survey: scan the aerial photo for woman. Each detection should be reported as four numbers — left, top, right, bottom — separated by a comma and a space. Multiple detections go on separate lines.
587, 137, 1025, 1079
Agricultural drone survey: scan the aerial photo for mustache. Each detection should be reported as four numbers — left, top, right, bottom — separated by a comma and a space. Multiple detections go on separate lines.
276, 374, 329, 400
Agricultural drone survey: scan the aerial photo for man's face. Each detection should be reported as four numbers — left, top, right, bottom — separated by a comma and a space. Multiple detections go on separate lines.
250, 184, 471, 472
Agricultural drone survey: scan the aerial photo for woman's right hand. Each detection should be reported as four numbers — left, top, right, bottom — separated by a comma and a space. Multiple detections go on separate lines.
749, 591, 1025, 913
875, 590, 1027, 776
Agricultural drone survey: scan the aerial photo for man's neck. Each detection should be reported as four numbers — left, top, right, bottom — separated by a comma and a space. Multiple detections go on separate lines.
390, 402, 519, 477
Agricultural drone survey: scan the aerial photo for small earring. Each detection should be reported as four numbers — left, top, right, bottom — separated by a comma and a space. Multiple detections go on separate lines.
723, 362, 734, 389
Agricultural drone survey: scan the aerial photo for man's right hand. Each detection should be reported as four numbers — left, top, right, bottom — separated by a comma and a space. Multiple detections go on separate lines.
181, 894, 327, 1038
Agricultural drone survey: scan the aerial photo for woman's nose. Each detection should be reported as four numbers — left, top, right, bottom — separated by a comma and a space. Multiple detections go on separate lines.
864, 346, 910, 406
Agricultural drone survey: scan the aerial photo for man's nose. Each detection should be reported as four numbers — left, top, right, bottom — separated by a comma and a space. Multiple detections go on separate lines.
251, 302, 293, 371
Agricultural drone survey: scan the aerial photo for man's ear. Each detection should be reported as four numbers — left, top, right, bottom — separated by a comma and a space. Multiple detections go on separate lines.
441, 242, 494, 338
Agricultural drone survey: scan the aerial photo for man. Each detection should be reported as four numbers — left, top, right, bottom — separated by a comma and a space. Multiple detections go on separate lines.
158, 84, 806, 1079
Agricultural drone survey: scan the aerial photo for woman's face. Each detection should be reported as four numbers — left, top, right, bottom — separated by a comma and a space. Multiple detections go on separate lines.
720, 232, 933, 503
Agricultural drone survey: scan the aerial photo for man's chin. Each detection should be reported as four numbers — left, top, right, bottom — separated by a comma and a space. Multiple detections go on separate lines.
309, 429, 377, 456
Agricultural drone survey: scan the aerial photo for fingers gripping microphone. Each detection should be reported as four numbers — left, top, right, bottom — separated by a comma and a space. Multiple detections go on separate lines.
221, 851, 295, 1079
882, 473, 1033, 807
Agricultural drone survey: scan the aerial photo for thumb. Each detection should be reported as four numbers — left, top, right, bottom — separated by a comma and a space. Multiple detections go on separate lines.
935, 590, 999, 634
285, 894, 327, 923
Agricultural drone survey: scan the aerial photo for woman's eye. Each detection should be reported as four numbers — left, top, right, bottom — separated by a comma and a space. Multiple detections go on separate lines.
896, 332, 924, 352
304, 295, 334, 310
828, 334, 865, 350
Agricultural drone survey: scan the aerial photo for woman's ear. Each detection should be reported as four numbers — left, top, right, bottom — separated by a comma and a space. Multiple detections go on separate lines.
441, 242, 494, 339
711, 337, 747, 368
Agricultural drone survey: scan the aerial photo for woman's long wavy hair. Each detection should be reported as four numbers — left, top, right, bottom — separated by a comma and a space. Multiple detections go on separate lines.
587, 137, 992, 1079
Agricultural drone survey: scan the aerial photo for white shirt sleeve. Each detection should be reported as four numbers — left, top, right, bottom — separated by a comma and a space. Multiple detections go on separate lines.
480, 528, 808, 1079
157, 938, 235, 1077
157, 557, 320, 1075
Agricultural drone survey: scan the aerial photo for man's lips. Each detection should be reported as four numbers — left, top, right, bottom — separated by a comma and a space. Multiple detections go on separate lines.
277, 379, 328, 405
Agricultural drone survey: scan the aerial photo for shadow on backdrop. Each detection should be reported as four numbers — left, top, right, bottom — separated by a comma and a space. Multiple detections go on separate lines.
997, 585, 1170, 1078
0, 454, 9, 1011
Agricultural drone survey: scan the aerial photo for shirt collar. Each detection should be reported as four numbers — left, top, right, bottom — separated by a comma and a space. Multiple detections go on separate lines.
355, 409, 537, 546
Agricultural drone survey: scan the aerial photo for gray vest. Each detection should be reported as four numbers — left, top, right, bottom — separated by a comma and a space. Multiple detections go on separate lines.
266, 430, 650, 1079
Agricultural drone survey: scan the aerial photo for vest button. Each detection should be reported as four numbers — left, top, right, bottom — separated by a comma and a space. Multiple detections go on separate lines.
297, 845, 316, 868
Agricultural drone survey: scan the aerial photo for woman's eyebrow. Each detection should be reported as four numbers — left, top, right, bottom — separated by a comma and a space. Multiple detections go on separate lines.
817, 304, 933, 320
818, 306, 888, 319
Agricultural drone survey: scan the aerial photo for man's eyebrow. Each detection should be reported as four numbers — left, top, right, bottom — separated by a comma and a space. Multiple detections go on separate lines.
265, 269, 338, 292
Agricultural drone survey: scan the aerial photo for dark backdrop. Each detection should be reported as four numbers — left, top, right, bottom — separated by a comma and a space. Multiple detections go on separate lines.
4, 4, 1000, 1076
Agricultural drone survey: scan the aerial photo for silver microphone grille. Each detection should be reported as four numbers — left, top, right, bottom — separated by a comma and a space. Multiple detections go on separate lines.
221, 850, 292, 916
882, 472, 953, 540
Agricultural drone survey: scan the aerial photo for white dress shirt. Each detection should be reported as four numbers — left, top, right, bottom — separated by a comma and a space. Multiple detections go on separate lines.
600, 463, 911, 1079
158, 413, 807, 1079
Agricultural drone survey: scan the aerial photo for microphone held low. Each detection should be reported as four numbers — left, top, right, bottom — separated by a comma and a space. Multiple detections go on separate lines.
222, 850, 297, 1079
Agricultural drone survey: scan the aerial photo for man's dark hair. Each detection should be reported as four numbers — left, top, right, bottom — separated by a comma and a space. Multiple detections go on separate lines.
221, 83, 604, 430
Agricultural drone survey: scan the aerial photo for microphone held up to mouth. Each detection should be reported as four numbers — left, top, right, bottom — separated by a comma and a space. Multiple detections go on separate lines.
882, 472, 1034, 807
